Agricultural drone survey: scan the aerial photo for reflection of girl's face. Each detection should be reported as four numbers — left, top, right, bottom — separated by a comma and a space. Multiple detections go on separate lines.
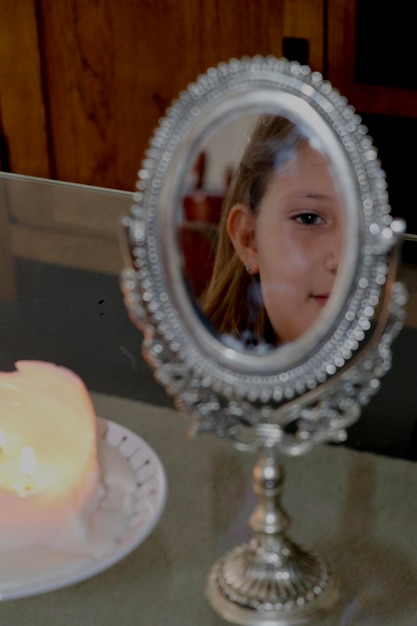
254, 143, 343, 342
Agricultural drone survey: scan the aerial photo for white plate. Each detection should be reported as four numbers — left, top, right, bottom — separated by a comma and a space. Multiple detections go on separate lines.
0, 418, 167, 601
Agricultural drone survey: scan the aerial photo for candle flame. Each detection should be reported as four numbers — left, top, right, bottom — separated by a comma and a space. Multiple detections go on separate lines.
14, 446, 38, 496
21, 446, 37, 476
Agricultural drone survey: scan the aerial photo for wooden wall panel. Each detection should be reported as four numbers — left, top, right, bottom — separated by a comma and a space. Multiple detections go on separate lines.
0, 0, 50, 177
327, 0, 417, 117
37, 0, 324, 191
282, 0, 324, 71
326, 0, 356, 95
0, 1, 325, 192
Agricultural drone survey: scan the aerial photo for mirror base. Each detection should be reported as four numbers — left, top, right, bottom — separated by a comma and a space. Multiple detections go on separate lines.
206, 542, 339, 625
205, 442, 339, 625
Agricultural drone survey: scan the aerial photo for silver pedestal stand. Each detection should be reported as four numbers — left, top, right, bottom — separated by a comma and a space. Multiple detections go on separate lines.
206, 441, 339, 625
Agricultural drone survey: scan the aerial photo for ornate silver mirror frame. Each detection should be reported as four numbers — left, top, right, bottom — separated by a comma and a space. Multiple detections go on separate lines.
120, 57, 407, 625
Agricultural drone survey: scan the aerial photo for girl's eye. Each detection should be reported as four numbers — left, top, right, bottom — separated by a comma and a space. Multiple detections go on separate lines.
294, 212, 325, 226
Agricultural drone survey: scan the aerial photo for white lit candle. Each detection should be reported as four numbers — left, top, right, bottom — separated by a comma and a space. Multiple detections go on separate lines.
0, 360, 101, 551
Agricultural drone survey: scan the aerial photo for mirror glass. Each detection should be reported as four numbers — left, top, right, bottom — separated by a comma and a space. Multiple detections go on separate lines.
178, 111, 346, 354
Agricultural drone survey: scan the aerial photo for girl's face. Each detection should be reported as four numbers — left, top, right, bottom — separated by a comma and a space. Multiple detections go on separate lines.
227, 141, 344, 344
254, 143, 343, 342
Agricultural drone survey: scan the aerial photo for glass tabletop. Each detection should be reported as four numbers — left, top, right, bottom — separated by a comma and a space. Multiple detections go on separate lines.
1, 171, 417, 460
0, 171, 174, 409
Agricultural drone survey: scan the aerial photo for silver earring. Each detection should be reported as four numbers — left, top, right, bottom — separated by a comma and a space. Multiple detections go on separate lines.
245, 265, 252, 274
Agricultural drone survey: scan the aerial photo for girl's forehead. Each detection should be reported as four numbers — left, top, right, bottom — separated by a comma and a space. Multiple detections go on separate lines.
263, 146, 344, 212
274, 143, 330, 174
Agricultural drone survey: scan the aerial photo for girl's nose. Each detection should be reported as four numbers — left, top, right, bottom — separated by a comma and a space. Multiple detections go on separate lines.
324, 231, 341, 274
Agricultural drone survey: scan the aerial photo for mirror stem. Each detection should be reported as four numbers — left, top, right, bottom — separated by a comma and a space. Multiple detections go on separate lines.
206, 443, 339, 625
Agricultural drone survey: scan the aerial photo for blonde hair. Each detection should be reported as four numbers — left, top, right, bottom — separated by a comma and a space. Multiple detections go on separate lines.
201, 114, 306, 345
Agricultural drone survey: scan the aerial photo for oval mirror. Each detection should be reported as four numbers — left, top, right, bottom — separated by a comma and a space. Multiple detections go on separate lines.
120, 56, 407, 626
121, 56, 403, 429
179, 109, 347, 355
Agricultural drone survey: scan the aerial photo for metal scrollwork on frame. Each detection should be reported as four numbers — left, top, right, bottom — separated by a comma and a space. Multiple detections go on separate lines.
121, 55, 406, 449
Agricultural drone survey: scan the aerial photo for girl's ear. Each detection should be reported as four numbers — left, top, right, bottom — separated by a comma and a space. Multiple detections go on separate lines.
227, 204, 259, 273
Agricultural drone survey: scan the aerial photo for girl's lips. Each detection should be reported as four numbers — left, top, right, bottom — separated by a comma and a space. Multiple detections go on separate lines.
312, 294, 330, 306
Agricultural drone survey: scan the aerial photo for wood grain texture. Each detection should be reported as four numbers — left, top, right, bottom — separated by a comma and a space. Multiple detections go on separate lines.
326, 0, 355, 95
327, 0, 417, 118
37, 0, 324, 190
0, 0, 50, 177
282, 0, 323, 70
